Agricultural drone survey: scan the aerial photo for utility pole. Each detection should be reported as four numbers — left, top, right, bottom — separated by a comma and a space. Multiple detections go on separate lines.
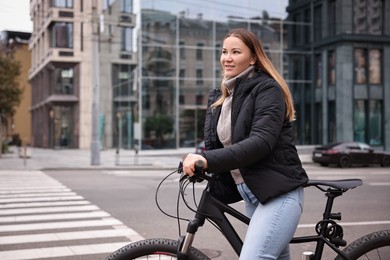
90, 3, 100, 165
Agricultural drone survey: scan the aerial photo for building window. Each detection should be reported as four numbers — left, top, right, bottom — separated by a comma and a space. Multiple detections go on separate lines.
215, 69, 220, 79
369, 49, 381, 84
354, 100, 366, 142
353, 0, 383, 35
303, 9, 310, 44
328, 51, 335, 85
315, 54, 322, 88
196, 93, 203, 105
313, 4, 322, 41
113, 64, 134, 97
354, 100, 383, 146
179, 69, 185, 85
179, 94, 185, 105
196, 43, 204, 60
328, 0, 336, 36
121, 27, 132, 51
121, 0, 132, 13
291, 13, 301, 47
215, 43, 221, 61
52, 0, 73, 8
196, 69, 203, 85
354, 48, 367, 84
328, 101, 336, 143
55, 68, 74, 94
368, 100, 382, 145
354, 48, 382, 85
179, 41, 185, 59
52, 22, 73, 48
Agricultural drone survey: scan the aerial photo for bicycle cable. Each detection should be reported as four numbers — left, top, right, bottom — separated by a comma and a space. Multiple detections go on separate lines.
155, 164, 226, 237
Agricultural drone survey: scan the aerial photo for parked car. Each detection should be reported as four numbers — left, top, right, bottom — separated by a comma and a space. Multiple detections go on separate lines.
195, 141, 205, 154
312, 142, 390, 168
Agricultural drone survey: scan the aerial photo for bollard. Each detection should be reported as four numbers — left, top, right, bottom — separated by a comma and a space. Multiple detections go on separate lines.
115, 148, 119, 166
23, 145, 27, 166
134, 145, 139, 165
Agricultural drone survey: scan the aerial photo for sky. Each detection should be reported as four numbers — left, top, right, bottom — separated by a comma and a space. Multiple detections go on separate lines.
0, 0, 33, 32
0, 0, 288, 33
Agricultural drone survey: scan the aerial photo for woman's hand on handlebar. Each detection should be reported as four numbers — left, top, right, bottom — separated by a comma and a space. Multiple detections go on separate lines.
183, 153, 208, 176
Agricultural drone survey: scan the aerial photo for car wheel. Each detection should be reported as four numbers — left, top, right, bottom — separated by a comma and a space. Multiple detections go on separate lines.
339, 156, 351, 168
381, 156, 390, 167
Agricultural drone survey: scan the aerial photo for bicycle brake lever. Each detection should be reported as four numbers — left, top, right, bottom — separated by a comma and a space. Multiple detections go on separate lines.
177, 162, 183, 174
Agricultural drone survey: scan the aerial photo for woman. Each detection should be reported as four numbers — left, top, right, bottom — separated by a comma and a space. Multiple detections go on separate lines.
183, 28, 308, 259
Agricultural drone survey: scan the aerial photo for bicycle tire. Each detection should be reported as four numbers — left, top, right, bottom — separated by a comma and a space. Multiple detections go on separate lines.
105, 238, 211, 260
335, 229, 390, 260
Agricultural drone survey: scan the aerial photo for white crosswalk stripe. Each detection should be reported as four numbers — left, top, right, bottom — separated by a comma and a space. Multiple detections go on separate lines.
0, 170, 143, 260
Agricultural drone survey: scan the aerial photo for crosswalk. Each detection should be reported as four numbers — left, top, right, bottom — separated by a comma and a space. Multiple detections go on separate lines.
0, 170, 143, 260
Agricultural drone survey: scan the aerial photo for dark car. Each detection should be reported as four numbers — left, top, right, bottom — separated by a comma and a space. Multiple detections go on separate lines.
195, 141, 205, 154
312, 142, 390, 168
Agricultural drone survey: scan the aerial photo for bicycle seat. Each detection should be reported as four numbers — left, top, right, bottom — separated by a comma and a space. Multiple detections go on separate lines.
305, 179, 363, 190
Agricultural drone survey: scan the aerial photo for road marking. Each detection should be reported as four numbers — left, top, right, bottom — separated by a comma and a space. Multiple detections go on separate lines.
0, 217, 123, 232
0, 195, 84, 204
0, 242, 130, 260
0, 205, 99, 215
0, 200, 90, 209
0, 170, 144, 259
0, 191, 77, 198
0, 227, 141, 244
0, 188, 71, 195
0, 211, 110, 223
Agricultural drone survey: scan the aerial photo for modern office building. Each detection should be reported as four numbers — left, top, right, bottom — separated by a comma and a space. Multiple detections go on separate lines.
0, 30, 32, 147
138, 8, 286, 149
28, 0, 389, 152
286, 0, 389, 150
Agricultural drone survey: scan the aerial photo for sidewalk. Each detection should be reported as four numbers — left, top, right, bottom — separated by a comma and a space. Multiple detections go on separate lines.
0, 145, 314, 171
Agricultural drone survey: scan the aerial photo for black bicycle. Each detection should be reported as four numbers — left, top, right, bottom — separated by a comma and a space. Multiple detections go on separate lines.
106, 161, 390, 260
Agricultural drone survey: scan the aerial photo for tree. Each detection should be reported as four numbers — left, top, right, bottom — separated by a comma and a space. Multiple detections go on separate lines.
0, 54, 22, 157
144, 113, 173, 148
0, 55, 22, 115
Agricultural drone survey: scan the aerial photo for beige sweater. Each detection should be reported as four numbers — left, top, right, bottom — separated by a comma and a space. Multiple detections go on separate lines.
217, 66, 256, 184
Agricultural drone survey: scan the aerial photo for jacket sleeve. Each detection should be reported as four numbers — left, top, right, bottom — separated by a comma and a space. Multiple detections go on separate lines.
203, 81, 286, 173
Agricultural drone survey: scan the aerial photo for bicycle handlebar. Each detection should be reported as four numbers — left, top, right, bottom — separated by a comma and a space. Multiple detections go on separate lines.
179, 160, 213, 183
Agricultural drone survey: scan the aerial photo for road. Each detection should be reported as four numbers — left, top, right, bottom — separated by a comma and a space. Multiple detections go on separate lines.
0, 164, 389, 259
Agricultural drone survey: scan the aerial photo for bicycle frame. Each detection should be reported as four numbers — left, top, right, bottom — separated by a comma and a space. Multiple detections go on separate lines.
178, 178, 353, 260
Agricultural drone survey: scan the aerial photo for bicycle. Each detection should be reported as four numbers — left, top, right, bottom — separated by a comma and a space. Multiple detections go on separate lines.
106, 160, 390, 259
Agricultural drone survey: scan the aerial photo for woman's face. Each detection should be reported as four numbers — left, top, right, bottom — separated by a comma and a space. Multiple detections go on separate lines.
221, 36, 255, 78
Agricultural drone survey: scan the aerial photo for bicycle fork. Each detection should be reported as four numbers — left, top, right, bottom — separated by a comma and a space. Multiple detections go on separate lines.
177, 217, 205, 260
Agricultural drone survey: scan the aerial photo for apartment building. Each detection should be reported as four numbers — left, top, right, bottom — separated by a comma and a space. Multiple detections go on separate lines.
29, 0, 136, 149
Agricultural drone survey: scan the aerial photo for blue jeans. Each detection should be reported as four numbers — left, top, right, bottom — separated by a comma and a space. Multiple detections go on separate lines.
236, 183, 304, 260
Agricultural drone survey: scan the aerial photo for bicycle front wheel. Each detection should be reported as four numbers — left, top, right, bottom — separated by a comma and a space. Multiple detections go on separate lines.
105, 238, 210, 260
335, 229, 390, 260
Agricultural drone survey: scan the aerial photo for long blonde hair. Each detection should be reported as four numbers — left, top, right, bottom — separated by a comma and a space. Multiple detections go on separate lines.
213, 28, 295, 122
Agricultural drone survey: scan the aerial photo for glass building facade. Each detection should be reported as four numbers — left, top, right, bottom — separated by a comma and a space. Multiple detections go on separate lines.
135, 0, 288, 149
29, 0, 389, 151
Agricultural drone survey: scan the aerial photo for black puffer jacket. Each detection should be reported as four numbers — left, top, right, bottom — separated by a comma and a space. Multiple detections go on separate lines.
202, 70, 308, 204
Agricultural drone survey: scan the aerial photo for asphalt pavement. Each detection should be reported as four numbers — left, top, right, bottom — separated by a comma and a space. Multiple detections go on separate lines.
0, 145, 320, 260
0, 145, 314, 171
